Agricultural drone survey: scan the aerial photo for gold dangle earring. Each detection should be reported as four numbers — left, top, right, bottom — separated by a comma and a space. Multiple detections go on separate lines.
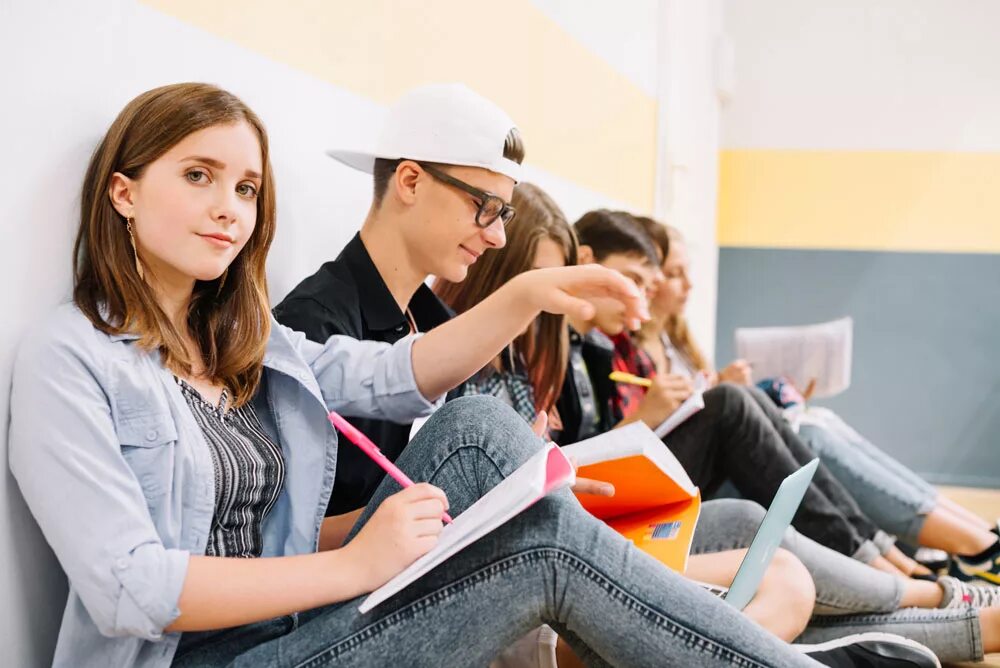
126, 217, 145, 280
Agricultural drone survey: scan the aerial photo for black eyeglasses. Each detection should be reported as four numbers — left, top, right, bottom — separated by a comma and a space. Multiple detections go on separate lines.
416, 162, 516, 228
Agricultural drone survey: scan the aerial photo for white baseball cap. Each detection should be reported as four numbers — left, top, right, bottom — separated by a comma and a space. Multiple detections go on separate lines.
326, 83, 522, 183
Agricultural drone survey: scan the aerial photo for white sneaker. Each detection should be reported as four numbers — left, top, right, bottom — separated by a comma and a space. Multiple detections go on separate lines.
939, 575, 1000, 608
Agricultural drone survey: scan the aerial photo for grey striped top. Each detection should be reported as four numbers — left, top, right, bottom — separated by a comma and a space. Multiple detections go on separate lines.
176, 378, 285, 558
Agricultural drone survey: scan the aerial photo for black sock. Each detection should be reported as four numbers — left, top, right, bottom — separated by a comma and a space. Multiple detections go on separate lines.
959, 536, 1000, 563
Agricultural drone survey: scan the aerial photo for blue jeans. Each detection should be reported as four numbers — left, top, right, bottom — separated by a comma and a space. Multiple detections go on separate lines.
797, 410, 937, 545
693, 499, 983, 664
174, 397, 820, 667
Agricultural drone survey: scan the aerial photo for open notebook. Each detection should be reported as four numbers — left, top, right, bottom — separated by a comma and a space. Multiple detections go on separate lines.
654, 373, 708, 438
359, 442, 575, 613
562, 422, 701, 572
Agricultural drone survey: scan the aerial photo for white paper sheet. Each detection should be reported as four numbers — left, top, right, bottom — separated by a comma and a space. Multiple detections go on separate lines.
654, 373, 708, 438
359, 443, 575, 613
734, 317, 853, 399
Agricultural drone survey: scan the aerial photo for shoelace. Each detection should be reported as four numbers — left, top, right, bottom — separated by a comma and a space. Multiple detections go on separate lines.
943, 576, 1000, 608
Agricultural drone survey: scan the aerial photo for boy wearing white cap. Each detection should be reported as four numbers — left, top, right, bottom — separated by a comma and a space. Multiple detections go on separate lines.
271, 85, 942, 668
274, 83, 625, 530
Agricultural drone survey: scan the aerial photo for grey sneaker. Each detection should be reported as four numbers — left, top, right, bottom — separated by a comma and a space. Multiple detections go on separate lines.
939, 574, 1000, 608
797, 632, 940, 668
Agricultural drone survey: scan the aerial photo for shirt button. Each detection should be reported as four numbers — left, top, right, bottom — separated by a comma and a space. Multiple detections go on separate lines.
145, 430, 158, 442
115, 558, 129, 570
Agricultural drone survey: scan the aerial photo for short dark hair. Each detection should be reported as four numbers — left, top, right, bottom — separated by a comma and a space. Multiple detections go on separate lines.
371, 127, 526, 205
632, 215, 670, 262
573, 209, 660, 266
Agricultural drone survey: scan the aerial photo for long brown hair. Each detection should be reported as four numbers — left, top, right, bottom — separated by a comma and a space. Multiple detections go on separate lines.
661, 226, 710, 372
73, 83, 277, 407
434, 182, 577, 413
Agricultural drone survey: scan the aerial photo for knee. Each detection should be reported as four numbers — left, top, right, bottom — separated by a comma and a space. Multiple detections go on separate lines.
767, 548, 816, 640
704, 383, 757, 420
439, 394, 516, 420
798, 425, 833, 453
423, 395, 542, 463
744, 384, 778, 413
435, 395, 535, 439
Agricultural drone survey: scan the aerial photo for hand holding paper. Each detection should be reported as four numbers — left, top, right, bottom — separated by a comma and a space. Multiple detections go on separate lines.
652, 373, 707, 439
634, 374, 694, 428
718, 359, 753, 386
535, 410, 614, 497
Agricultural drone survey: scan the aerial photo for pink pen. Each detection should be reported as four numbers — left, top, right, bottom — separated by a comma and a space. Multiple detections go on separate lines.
327, 410, 453, 524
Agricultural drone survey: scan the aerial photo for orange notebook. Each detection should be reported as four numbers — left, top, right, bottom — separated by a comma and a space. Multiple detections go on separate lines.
562, 422, 701, 573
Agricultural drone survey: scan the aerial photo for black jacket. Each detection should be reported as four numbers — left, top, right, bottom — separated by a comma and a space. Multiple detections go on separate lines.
553, 328, 619, 444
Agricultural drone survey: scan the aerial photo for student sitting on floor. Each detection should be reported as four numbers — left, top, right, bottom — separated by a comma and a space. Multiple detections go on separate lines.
435, 181, 1000, 665
14, 82, 882, 668
633, 219, 1000, 587
565, 209, 930, 575
273, 83, 616, 524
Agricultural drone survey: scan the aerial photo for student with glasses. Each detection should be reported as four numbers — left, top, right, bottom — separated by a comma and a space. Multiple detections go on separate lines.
274, 83, 613, 531
437, 187, 1000, 665
16, 81, 935, 668
15, 82, 830, 668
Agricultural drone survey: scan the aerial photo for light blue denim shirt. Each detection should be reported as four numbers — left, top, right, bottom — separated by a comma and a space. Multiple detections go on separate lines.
8, 303, 441, 668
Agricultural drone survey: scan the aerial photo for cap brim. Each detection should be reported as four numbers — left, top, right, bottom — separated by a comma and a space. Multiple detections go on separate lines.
325, 149, 377, 174
326, 149, 521, 184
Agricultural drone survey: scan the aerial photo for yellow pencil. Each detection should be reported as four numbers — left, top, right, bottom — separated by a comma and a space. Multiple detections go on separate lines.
609, 371, 652, 388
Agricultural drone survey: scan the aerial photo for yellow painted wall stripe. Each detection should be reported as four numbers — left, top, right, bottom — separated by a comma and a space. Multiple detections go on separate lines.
718, 149, 1000, 254
141, 0, 657, 210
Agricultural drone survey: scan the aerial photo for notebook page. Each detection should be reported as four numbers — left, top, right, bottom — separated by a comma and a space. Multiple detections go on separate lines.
359, 443, 575, 613
563, 422, 697, 516
654, 373, 708, 439
560, 423, 646, 467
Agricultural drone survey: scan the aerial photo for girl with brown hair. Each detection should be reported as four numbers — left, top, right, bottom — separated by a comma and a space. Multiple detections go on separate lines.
433, 187, 997, 665
8, 83, 859, 668
634, 221, 1000, 585
435, 182, 577, 423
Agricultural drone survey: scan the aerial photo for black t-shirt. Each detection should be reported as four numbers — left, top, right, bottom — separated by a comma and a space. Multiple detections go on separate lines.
273, 233, 453, 515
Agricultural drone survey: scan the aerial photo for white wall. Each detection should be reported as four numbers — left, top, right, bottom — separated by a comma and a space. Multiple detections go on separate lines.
655, 0, 725, 360
0, 1, 671, 664
532, 0, 661, 98
723, 0, 1000, 151
540, 0, 726, 357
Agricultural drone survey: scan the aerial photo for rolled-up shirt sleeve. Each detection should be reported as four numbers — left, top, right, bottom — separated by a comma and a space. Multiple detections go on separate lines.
8, 325, 189, 640
279, 322, 442, 423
